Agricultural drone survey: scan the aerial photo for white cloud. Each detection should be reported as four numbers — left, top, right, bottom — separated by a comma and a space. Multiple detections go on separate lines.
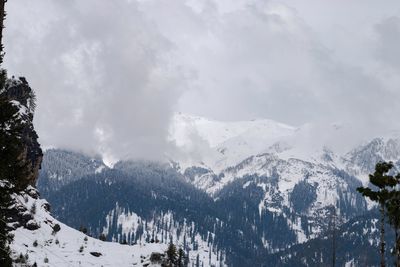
5, 0, 184, 161
4, 0, 400, 160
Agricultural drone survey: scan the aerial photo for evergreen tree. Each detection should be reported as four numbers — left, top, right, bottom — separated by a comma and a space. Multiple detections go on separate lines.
79, 225, 88, 234
0, 1, 15, 265
386, 181, 400, 267
166, 242, 178, 266
177, 247, 185, 267
0, 181, 13, 267
99, 233, 107, 241
357, 161, 398, 267
386, 195, 400, 267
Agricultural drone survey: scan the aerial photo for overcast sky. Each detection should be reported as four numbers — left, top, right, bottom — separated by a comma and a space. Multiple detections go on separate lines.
4, 0, 400, 160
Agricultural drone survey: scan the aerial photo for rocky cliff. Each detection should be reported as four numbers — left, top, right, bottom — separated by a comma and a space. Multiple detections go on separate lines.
2, 76, 42, 187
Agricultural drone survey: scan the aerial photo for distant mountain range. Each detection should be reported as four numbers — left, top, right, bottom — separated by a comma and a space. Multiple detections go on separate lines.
37, 114, 400, 266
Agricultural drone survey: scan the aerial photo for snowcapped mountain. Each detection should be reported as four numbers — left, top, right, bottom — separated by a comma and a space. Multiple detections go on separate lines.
168, 113, 357, 173
344, 136, 400, 184
168, 113, 298, 171
31, 114, 400, 266
169, 113, 400, 191
10, 57, 394, 266
170, 113, 297, 150
166, 114, 400, 265
36, 149, 365, 265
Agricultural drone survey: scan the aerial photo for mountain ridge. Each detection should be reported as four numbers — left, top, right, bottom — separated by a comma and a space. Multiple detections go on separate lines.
34, 114, 400, 266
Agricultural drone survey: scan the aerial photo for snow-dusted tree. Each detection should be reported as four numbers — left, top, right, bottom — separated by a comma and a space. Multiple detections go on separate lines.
357, 162, 399, 267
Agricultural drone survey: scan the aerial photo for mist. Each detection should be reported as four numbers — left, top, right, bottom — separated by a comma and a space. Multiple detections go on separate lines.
4, 0, 400, 161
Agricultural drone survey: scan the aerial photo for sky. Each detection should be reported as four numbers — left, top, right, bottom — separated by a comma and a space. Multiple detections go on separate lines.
3, 0, 400, 161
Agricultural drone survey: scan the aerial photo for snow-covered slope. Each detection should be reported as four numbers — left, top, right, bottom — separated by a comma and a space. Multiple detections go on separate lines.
168, 113, 298, 171
169, 113, 400, 192
170, 113, 297, 149
169, 114, 355, 173
167, 114, 395, 246
103, 203, 225, 266
184, 152, 366, 244
9, 187, 224, 267
10, 188, 166, 267
344, 136, 400, 185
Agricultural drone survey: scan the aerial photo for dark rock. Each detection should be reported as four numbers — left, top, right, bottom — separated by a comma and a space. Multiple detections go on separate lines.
26, 187, 40, 199
26, 220, 40, 231
20, 212, 33, 222
52, 223, 61, 233
90, 252, 102, 257
41, 202, 51, 212
150, 252, 165, 264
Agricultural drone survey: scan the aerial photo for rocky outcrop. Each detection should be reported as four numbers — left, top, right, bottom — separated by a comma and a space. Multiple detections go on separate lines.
6, 186, 49, 231
2, 77, 43, 187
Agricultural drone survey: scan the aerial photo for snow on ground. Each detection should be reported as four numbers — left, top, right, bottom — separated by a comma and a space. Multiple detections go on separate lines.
10, 189, 225, 267
10, 191, 168, 267
103, 203, 226, 267
168, 113, 298, 172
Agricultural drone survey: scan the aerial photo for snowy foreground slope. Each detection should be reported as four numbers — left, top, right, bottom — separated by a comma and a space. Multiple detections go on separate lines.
10, 187, 224, 267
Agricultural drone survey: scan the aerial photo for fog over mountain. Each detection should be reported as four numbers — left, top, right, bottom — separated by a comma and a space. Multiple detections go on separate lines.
4, 0, 400, 162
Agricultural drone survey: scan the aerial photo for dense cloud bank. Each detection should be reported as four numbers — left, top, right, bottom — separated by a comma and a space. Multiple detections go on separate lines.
4, 0, 400, 161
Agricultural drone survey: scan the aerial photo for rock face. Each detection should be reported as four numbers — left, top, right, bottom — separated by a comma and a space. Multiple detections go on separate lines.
3, 77, 43, 187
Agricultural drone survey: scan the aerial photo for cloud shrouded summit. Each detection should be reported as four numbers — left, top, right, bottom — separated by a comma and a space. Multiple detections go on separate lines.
4, 0, 400, 161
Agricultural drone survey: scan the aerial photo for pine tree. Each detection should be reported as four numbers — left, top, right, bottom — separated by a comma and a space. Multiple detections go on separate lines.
99, 233, 107, 241
386, 180, 400, 267
166, 243, 177, 266
79, 225, 88, 234
357, 161, 398, 267
177, 248, 185, 267
0, 181, 13, 267
0, 1, 14, 265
